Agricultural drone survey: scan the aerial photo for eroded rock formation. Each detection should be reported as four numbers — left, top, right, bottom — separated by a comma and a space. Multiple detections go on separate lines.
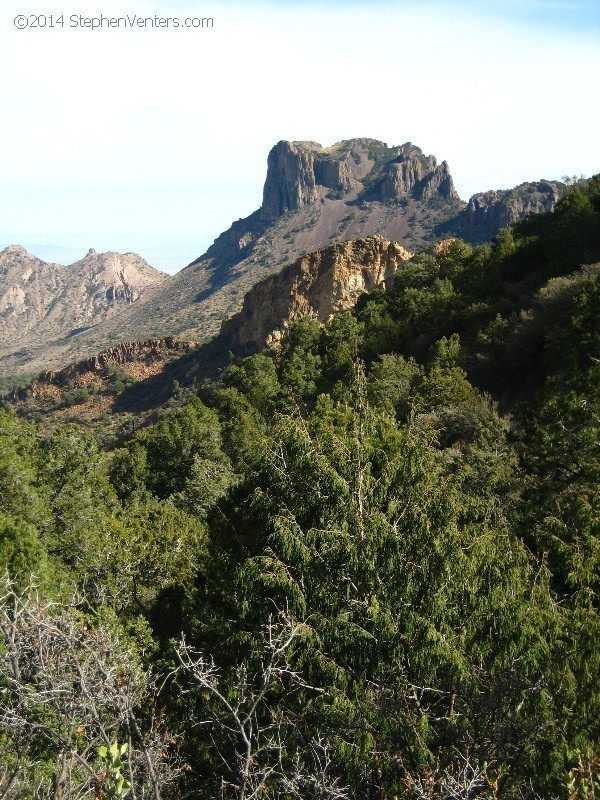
455, 181, 562, 241
221, 236, 411, 351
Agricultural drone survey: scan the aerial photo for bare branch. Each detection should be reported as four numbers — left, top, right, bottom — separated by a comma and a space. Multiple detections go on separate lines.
0, 572, 179, 799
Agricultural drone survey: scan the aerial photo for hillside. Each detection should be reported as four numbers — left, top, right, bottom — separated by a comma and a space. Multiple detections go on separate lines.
6, 179, 596, 444
1, 178, 598, 799
0, 247, 167, 390
2, 237, 413, 436
0, 138, 565, 388
2, 338, 198, 443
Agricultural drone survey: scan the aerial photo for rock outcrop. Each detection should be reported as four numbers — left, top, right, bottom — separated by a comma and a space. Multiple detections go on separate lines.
378, 150, 458, 203
5, 338, 195, 402
260, 140, 365, 219
453, 180, 562, 241
419, 161, 458, 201
221, 237, 411, 351
260, 139, 458, 218
314, 154, 354, 193
380, 159, 429, 200
261, 141, 321, 219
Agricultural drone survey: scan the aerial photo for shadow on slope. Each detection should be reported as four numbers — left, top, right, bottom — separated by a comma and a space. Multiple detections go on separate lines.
111, 334, 237, 414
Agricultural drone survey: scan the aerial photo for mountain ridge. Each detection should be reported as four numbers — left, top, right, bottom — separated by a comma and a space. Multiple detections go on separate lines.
0, 138, 567, 388
0, 245, 166, 341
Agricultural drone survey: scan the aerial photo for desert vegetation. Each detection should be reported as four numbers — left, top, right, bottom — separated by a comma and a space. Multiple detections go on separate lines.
0, 179, 599, 798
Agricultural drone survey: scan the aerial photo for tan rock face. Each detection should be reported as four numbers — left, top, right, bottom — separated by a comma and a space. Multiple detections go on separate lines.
432, 238, 458, 256
221, 236, 412, 351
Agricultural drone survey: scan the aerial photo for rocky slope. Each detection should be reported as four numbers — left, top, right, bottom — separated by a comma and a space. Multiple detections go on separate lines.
0, 138, 565, 388
3, 338, 197, 442
221, 236, 412, 351
6, 338, 196, 397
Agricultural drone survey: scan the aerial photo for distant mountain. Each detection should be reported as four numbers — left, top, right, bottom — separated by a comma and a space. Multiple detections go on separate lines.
0, 139, 565, 388
0, 247, 166, 389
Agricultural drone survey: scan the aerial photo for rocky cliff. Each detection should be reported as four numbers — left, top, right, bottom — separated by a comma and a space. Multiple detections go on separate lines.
451, 180, 562, 242
260, 139, 459, 219
261, 141, 322, 219
221, 237, 411, 351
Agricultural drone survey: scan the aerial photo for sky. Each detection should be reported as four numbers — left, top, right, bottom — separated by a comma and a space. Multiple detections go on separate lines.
0, 0, 598, 273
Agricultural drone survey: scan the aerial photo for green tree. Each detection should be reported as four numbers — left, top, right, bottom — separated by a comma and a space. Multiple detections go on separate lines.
0, 513, 48, 586
366, 353, 421, 419
202, 377, 557, 795
223, 353, 281, 415
0, 410, 46, 528
277, 317, 323, 401
40, 423, 118, 573
142, 397, 231, 501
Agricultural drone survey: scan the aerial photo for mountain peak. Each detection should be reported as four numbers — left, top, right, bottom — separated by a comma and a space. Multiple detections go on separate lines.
0, 244, 34, 258
260, 138, 459, 221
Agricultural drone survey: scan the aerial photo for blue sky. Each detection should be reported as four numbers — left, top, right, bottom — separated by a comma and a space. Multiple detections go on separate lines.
256, 0, 600, 28
1, 0, 598, 272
